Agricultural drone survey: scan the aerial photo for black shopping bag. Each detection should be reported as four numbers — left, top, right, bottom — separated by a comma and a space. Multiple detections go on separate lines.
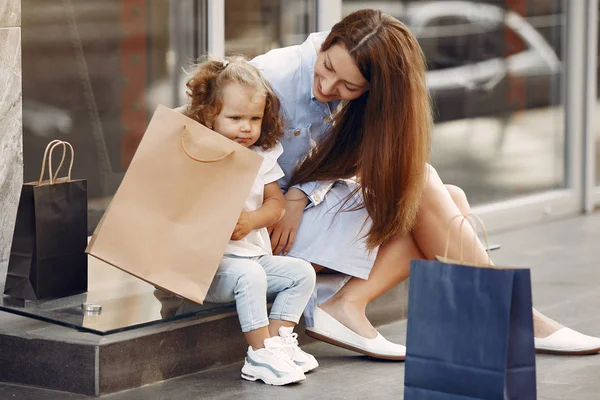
404, 215, 536, 400
4, 140, 88, 300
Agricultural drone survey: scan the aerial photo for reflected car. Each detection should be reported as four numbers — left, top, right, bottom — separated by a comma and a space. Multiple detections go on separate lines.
344, 1, 562, 122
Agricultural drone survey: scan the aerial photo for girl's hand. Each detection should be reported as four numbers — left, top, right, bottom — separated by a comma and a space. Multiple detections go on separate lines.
231, 210, 254, 241
268, 188, 309, 255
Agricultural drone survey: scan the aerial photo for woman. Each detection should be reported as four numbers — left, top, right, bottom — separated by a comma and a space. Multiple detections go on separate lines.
250, 9, 600, 360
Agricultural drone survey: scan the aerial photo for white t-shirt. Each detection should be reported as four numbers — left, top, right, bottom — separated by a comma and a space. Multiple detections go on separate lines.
224, 142, 285, 257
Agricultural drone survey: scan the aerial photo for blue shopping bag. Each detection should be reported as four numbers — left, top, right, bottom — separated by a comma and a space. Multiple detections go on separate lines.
404, 218, 536, 400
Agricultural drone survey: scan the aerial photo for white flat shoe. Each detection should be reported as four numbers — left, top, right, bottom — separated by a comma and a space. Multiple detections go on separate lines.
305, 306, 405, 361
535, 327, 600, 355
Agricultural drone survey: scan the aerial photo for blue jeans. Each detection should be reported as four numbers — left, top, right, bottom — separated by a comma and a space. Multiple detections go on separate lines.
206, 255, 316, 332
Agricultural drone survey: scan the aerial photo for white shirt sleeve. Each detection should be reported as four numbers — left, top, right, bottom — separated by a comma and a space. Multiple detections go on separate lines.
253, 142, 285, 185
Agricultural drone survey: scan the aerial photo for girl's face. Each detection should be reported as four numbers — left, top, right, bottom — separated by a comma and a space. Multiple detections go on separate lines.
313, 44, 369, 103
211, 83, 266, 147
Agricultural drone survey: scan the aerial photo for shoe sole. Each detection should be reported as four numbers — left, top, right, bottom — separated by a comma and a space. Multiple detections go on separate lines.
298, 361, 319, 373
241, 372, 305, 386
306, 329, 405, 361
241, 366, 305, 386
535, 347, 600, 355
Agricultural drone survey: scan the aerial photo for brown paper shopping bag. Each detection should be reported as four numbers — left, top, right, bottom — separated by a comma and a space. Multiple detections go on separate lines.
86, 105, 263, 304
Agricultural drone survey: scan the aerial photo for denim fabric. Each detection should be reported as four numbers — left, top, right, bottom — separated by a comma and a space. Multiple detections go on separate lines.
206, 255, 316, 332
251, 34, 378, 281
251, 31, 337, 201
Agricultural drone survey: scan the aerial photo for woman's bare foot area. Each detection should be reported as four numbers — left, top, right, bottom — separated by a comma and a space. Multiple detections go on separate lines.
533, 308, 563, 338
319, 296, 378, 339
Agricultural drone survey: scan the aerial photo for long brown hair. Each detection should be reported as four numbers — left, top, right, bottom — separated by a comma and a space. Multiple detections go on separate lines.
288, 9, 432, 249
184, 56, 284, 150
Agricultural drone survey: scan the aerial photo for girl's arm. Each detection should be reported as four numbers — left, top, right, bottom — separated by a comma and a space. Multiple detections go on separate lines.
251, 181, 286, 229
231, 182, 285, 241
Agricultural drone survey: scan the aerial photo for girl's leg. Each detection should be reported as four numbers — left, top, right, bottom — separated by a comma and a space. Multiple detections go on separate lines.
268, 321, 296, 337
257, 255, 316, 336
207, 257, 271, 349
260, 255, 319, 372
245, 328, 272, 350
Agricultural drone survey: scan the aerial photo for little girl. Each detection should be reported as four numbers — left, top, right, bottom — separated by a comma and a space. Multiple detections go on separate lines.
183, 56, 318, 386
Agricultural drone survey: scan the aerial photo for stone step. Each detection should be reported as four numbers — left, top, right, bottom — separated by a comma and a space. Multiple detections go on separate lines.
0, 279, 408, 396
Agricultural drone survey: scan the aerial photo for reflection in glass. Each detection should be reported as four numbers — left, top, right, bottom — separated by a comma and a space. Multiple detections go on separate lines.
225, 0, 317, 58
343, 0, 564, 204
0, 256, 235, 335
21, 0, 204, 232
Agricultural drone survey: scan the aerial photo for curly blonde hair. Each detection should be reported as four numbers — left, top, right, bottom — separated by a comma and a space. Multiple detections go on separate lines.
184, 56, 284, 150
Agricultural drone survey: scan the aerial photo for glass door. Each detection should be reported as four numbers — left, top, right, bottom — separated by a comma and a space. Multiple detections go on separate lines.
21, 0, 207, 232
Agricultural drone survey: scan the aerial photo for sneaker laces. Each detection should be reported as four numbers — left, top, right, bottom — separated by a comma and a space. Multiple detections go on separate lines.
264, 337, 293, 360
283, 332, 299, 347
279, 332, 301, 359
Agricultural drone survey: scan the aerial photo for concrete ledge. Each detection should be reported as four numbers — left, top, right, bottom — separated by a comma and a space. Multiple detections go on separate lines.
0, 279, 409, 396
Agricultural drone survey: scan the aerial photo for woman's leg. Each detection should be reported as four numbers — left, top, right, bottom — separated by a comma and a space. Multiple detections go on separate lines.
410, 165, 489, 263
320, 165, 561, 339
445, 184, 470, 216
446, 184, 564, 337
320, 232, 424, 338
411, 166, 563, 337
318, 170, 461, 338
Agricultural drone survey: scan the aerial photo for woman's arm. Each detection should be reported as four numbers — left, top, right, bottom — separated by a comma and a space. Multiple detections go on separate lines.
267, 187, 311, 255
231, 182, 285, 241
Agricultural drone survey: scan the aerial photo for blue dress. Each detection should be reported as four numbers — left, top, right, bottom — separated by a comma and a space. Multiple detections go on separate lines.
251, 32, 377, 280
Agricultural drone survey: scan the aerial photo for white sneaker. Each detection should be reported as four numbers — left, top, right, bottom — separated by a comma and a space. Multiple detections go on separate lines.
241, 336, 306, 385
279, 326, 319, 373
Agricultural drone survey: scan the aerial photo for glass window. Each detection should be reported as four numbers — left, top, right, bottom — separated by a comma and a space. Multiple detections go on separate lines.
428, 16, 470, 27
596, 0, 600, 186
21, 0, 206, 232
225, 0, 317, 58
343, 0, 565, 205
417, 15, 472, 70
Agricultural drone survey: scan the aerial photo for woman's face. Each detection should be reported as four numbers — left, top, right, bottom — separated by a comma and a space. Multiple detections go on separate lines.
313, 44, 369, 103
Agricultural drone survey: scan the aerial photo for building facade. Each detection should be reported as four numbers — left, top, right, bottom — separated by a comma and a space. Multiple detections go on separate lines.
1, 0, 599, 275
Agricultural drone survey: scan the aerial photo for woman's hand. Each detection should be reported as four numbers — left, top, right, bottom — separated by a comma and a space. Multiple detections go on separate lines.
231, 210, 254, 241
268, 188, 309, 255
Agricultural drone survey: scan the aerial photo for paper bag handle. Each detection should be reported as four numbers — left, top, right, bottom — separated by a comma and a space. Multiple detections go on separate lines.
39, 140, 63, 184
180, 125, 235, 163
50, 141, 74, 183
38, 140, 75, 185
443, 214, 493, 267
